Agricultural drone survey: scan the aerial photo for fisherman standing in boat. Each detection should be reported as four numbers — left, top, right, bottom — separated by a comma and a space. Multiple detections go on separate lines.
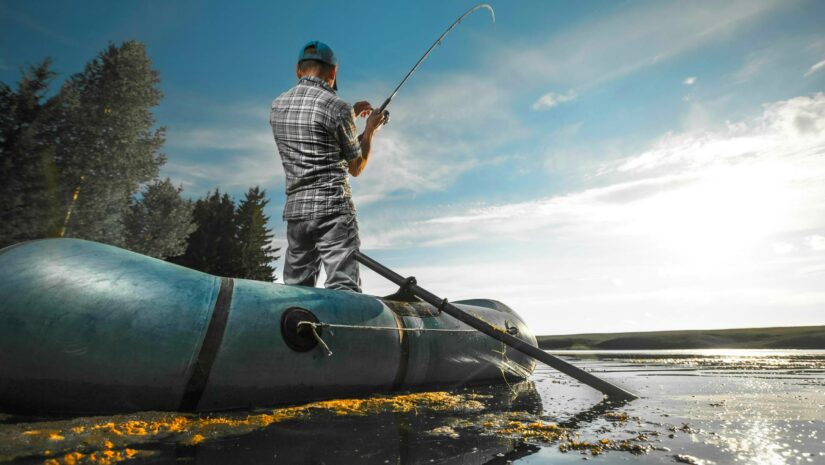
270, 41, 385, 293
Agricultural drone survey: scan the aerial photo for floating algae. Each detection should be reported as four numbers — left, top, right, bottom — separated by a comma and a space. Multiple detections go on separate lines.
0, 391, 483, 464
43, 448, 146, 465
473, 410, 652, 456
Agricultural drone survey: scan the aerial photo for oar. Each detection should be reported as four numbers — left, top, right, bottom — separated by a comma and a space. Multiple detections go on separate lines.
355, 251, 639, 401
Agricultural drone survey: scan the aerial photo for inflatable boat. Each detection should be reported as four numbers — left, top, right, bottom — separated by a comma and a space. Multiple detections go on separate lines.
0, 239, 537, 414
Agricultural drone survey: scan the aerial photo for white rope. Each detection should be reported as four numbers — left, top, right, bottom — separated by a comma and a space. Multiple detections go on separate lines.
297, 321, 477, 333
306, 323, 333, 357
296, 321, 477, 358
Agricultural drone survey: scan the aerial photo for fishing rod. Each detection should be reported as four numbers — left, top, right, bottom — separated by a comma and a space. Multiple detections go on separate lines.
376, 3, 495, 125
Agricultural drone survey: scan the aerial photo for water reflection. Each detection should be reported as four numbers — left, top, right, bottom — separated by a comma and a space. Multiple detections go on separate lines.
566, 350, 825, 465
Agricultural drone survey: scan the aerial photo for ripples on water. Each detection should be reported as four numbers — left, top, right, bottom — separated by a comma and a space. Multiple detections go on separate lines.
1, 350, 824, 464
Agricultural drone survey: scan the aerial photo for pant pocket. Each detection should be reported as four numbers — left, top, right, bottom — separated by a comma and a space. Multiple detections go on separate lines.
321, 214, 356, 243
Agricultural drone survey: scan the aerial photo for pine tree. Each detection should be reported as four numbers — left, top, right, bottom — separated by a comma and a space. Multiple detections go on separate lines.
0, 60, 62, 248
169, 189, 239, 276
122, 178, 196, 259
235, 186, 279, 281
52, 41, 165, 245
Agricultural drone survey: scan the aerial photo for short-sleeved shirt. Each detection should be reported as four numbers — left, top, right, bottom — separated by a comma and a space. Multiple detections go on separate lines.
270, 76, 361, 221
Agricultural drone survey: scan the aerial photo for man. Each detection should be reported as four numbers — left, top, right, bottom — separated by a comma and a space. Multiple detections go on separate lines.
270, 40, 385, 293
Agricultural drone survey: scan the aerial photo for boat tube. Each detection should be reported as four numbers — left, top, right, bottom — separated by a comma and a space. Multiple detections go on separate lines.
0, 239, 536, 414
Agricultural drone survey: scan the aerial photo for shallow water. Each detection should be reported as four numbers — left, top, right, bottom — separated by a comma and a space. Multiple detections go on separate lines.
2, 350, 824, 464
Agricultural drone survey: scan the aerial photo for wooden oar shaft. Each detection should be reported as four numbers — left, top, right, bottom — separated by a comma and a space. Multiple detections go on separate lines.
355, 251, 638, 401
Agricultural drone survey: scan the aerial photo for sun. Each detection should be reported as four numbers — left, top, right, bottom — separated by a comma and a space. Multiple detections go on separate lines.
629, 161, 794, 264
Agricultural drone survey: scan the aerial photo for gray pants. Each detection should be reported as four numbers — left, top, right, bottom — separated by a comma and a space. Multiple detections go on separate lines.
283, 213, 361, 293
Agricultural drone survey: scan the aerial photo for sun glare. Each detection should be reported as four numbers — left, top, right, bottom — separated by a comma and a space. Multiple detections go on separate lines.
630, 161, 794, 264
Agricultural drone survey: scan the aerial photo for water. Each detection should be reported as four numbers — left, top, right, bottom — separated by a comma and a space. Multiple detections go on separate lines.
2, 350, 824, 464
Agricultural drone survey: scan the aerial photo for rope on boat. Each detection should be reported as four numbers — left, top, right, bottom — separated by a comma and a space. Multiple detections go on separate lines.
305, 322, 334, 357
297, 321, 478, 333
297, 321, 478, 358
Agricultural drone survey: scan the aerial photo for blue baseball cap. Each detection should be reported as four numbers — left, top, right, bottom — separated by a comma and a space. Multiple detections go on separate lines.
298, 41, 338, 91
297, 40, 338, 66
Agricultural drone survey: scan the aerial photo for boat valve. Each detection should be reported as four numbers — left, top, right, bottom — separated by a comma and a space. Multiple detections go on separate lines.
281, 307, 324, 353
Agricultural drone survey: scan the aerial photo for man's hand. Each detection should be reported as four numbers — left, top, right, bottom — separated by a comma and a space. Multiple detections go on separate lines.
353, 101, 373, 118
365, 109, 386, 132
349, 108, 386, 177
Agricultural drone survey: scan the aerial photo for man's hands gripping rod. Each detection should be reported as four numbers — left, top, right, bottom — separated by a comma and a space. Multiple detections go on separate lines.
348, 101, 386, 177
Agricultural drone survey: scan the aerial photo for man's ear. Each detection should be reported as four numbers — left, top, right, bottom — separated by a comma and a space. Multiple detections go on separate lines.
330, 66, 338, 81
296, 64, 302, 79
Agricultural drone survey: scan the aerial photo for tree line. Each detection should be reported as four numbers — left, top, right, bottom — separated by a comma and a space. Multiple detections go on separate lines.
0, 41, 279, 282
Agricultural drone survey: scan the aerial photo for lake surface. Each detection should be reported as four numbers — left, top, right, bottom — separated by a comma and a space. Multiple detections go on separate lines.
2, 349, 824, 464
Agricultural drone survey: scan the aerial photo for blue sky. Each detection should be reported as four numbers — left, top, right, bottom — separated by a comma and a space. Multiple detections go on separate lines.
3, 0, 824, 334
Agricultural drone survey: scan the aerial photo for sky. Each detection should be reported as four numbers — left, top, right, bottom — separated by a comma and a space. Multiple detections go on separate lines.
2, 0, 824, 335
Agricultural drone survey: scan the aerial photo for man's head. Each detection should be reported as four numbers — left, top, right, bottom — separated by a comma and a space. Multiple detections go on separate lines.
296, 41, 338, 90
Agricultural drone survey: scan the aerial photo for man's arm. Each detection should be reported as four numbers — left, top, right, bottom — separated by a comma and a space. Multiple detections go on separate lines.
348, 109, 385, 177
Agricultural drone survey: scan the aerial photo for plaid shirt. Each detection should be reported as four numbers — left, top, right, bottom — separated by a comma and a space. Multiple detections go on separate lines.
270, 76, 362, 221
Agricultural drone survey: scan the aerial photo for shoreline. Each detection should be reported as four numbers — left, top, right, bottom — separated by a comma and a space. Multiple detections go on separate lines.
537, 325, 825, 350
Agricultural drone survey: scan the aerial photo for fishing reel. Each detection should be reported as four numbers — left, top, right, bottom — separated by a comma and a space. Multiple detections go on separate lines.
381, 110, 390, 126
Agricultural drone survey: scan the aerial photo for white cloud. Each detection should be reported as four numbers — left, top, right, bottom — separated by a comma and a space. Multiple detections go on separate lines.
364, 94, 825, 261
798, 263, 825, 276
807, 235, 825, 251
345, 73, 528, 206
162, 153, 281, 194
352, 130, 477, 205
804, 59, 825, 77
684, 76, 697, 85
728, 36, 825, 84
167, 126, 275, 154
606, 93, 825, 173
772, 242, 797, 255
732, 51, 774, 84
157, 99, 285, 197
531, 90, 577, 110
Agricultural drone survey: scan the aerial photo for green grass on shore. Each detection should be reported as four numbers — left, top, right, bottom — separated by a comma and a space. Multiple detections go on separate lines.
537, 325, 825, 350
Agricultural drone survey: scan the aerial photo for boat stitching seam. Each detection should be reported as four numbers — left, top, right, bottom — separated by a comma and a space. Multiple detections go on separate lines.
179, 276, 234, 412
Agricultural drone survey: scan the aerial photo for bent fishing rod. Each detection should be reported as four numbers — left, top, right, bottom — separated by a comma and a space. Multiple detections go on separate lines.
376, 3, 495, 125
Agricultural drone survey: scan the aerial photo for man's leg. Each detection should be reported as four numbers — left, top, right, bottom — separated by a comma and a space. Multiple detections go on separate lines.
316, 213, 361, 292
283, 219, 322, 287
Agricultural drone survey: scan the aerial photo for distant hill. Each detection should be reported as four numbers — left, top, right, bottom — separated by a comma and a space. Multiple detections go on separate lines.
537, 325, 825, 350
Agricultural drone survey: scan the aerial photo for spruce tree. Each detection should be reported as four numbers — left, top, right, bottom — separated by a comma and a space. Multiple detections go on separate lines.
52, 41, 165, 245
122, 178, 196, 259
0, 60, 61, 248
235, 186, 279, 281
169, 189, 239, 276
